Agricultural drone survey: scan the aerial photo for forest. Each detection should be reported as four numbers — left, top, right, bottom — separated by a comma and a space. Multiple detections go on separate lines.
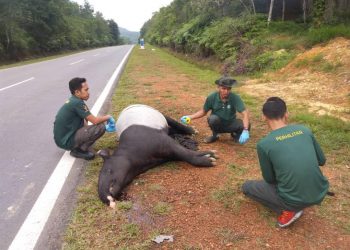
0, 0, 121, 62
141, 0, 350, 75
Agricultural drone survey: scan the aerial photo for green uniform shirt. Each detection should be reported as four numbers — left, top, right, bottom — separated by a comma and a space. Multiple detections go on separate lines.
53, 95, 91, 150
257, 124, 329, 207
203, 92, 245, 122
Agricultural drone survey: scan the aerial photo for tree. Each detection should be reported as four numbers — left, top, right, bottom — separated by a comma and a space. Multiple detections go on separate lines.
268, 0, 275, 25
250, 0, 256, 14
302, 0, 307, 23
108, 20, 120, 45
0, 0, 124, 61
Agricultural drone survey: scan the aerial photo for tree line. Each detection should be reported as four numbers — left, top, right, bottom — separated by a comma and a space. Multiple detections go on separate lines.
141, 0, 349, 74
0, 0, 122, 61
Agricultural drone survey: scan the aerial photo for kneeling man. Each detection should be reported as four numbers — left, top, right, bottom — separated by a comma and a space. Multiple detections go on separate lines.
242, 97, 329, 228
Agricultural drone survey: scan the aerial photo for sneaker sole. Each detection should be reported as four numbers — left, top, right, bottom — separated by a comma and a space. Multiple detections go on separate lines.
278, 210, 303, 228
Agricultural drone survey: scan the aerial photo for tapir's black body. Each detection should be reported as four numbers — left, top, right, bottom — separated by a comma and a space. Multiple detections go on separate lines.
98, 115, 215, 205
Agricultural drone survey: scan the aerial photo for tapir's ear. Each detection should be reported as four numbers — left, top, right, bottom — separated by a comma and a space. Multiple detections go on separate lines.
97, 149, 110, 160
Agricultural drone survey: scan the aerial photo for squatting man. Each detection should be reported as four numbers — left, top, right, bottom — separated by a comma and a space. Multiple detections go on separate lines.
181, 76, 250, 144
53, 77, 115, 160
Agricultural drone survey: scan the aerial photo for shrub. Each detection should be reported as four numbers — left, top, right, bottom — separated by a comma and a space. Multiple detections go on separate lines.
306, 24, 350, 46
268, 21, 308, 36
248, 49, 295, 72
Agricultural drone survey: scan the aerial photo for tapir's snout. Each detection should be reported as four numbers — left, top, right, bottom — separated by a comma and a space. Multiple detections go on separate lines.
107, 195, 116, 209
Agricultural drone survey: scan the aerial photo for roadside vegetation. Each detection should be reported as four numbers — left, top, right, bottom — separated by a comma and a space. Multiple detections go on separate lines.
63, 43, 350, 249
0, 0, 122, 64
141, 0, 350, 76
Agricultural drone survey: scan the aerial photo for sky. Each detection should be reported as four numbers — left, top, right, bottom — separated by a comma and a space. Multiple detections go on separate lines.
73, 0, 173, 32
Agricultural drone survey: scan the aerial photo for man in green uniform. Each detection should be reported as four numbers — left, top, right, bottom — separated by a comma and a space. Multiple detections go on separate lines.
181, 76, 250, 144
242, 97, 329, 227
53, 77, 113, 160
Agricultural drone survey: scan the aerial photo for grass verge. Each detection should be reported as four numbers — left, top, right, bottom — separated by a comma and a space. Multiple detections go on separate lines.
64, 45, 350, 249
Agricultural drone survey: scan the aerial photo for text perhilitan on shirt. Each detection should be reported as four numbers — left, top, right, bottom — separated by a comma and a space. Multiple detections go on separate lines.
116, 104, 168, 138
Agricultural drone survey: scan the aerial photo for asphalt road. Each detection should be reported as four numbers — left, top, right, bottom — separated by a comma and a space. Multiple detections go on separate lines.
0, 45, 133, 249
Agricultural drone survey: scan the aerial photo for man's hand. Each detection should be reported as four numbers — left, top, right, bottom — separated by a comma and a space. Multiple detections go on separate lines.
180, 115, 191, 125
105, 116, 116, 133
239, 130, 249, 144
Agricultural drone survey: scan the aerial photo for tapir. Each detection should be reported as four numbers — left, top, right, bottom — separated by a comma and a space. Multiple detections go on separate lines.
97, 104, 217, 207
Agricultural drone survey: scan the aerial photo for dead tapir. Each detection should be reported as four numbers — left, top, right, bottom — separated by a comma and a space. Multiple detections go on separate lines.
98, 104, 217, 207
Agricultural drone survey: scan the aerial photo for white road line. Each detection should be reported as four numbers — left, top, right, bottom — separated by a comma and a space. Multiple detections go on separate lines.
69, 59, 85, 65
0, 77, 35, 92
8, 45, 134, 250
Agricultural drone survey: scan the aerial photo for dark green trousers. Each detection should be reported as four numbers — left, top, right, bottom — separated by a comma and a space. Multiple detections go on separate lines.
207, 114, 244, 136
242, 180, 307, 214
73, 123, 105, 151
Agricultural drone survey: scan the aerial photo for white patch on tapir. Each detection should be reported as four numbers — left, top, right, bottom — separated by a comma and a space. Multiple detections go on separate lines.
116, 104, 168, 139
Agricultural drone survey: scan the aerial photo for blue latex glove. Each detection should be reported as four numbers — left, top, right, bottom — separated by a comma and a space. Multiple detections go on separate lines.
239, 130, 249, 144
105, 116, 116, 133
180, 115, 191, 125
108, 116, 115, 124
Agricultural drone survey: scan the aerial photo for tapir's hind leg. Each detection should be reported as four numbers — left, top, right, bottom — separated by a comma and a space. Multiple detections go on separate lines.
161, 133, 217, 167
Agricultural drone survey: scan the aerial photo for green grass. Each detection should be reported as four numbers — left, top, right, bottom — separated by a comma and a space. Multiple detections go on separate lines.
148, 184, 164, 192
294, 54, 342, 73
119, 223, 140, 239
211, 182, 243, 211
117, 201, 133, 211
306, 24, 350, 46
153, 202, 172, 215
311, 53, 324, 63
227, 164, 247, 176
294, 58, 310, 68
215, 228, 247, 244
290, 111, 350, 154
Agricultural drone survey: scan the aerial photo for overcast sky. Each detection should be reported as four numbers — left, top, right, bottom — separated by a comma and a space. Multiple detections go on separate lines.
73, 0, 173, 32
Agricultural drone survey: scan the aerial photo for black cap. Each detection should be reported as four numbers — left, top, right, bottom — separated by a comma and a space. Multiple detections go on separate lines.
215, 77, 237, 88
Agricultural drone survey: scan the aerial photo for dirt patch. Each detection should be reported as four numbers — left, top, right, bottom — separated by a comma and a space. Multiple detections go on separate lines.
241, 37, 350, 121
114, 45, 350, 249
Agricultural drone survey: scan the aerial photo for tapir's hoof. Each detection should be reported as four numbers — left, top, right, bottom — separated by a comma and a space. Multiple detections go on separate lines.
210, 150, 219, 159
98, 149, 110, 159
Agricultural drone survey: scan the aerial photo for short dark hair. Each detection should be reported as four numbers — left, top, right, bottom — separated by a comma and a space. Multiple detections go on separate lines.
69, 77, 86, 95
262, 97, 287, 119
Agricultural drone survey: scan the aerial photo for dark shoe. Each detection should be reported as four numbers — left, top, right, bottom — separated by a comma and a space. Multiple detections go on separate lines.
277, 210, 303, 228
231, 132, 240, 143
204, 135, 219, 143
70, 148, 95, 160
